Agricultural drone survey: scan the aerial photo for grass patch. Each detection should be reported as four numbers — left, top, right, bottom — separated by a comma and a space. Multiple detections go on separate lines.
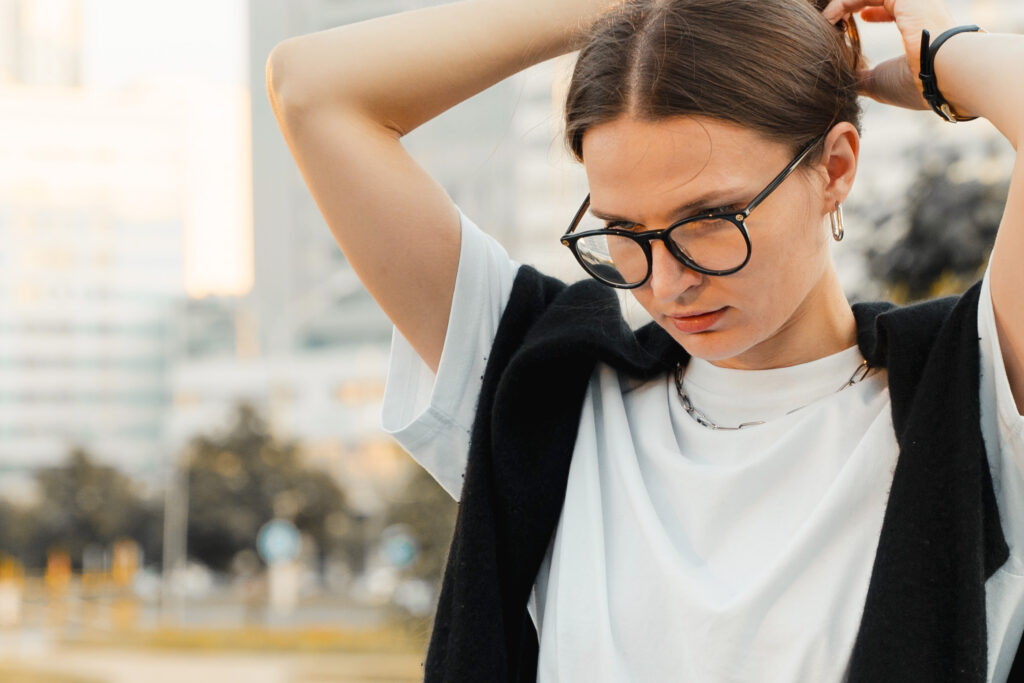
0, 666, 102, 683
67, 617, 433, 655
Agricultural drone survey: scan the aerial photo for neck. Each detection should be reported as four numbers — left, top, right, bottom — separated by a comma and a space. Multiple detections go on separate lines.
711, 266, 857, 371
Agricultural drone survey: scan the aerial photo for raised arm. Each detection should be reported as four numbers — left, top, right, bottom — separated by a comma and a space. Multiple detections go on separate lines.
266, 0, 618, 372
823, 0, 1024, 414
938, 30, 1024, 415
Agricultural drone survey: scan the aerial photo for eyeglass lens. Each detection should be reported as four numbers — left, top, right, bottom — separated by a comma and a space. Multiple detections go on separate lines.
573, 216, 748, 286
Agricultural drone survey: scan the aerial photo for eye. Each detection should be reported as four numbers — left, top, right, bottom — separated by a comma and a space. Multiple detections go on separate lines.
701, 204, 742, 216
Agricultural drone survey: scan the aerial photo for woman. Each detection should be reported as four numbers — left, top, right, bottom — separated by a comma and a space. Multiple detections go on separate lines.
267, 0, 1024, 679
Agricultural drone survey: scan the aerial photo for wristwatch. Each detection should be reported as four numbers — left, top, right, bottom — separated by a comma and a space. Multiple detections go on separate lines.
918, 25, 986, 123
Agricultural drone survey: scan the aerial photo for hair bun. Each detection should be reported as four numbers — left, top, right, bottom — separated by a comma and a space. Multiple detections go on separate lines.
815, 1, 864, 73
839, 13, 864, 73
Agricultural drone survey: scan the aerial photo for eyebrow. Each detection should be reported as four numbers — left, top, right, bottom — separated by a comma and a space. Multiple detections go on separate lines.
589, 188, 747, 223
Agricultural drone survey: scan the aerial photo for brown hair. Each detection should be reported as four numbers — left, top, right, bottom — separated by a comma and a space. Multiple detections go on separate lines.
564, 0, 864, 168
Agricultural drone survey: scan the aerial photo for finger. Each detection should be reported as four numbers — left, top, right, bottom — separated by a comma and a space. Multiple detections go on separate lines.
821, 0, 884, 24
859, 7, 894, 22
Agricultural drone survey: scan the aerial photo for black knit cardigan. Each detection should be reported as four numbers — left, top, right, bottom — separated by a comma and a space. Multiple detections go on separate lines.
423, 264, 1022, 682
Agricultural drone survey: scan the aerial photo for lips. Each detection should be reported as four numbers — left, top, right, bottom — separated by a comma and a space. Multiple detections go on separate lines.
669, 307, 727, 333
672, 307, 725, 319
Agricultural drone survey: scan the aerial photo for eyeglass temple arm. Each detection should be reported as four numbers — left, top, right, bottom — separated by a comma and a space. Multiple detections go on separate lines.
564, 194, 591, 236
741, 134, 826, 217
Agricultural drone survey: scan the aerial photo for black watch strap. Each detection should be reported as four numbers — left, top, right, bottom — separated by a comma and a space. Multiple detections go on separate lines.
918, 25, 983, 123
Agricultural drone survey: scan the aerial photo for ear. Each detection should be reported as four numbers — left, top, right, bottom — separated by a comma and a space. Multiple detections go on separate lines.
817, 122, 859, 213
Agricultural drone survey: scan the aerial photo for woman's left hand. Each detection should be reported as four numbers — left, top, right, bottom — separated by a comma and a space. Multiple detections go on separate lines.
821, 0, 959, 111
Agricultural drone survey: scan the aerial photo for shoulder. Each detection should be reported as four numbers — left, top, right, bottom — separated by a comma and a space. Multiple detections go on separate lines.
505, 265, 615, 314
499, 265, 621, 345
852, 279, 983, 369
495, 266, 682, 382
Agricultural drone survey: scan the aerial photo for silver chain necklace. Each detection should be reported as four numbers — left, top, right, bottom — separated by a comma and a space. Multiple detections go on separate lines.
673, 359, 875, 431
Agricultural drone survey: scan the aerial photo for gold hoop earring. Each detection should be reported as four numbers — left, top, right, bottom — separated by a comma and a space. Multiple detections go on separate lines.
829, 202, 845, 242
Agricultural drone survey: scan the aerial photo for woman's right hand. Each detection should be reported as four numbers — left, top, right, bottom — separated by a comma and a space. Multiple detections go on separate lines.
821, 0, 959, 111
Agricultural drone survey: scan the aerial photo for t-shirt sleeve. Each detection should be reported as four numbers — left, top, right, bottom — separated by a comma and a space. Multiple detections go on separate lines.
977, 258, 1024, 569
979, 260, 1024, 447
380, 205, 520, 500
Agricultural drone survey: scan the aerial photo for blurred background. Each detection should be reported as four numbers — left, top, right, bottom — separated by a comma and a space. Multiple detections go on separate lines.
0, 0, 1020, 680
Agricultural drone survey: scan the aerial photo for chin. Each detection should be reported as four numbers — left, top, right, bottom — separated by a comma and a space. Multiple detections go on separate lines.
662, 323, 744, 362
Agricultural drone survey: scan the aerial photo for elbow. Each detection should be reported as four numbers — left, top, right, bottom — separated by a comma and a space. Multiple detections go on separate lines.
266, 39, 303, 117
266, 38, 329, 119
266, 35, 387, 133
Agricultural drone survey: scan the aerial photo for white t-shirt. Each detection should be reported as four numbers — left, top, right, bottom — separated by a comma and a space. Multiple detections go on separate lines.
381, 206, 1024, 682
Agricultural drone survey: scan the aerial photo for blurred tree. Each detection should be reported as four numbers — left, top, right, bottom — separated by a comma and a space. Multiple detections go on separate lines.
185, 403, 358, 573
383, 465, 457, 588
869, 147, 1010, 303
0, 498, 35, 565
23, 449, 161, 570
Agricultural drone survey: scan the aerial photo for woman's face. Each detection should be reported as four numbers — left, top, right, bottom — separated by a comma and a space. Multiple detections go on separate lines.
580, 115, 856, 370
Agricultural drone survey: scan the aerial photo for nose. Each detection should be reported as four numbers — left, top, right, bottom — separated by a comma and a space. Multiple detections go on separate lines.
647, 239, 703, 301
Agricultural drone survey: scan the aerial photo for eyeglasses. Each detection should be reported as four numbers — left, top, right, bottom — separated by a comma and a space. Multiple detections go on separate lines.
559, 133, 826, 289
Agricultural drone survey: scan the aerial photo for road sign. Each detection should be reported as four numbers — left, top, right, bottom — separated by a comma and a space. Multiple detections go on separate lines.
381, 524, 418, 569
257, 519, 301, 565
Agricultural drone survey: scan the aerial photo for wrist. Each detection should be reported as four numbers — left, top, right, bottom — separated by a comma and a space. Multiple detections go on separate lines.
919, 25, 985, 122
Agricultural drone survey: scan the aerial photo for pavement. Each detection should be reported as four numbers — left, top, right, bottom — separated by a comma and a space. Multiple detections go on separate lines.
0, 649, 424, 683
